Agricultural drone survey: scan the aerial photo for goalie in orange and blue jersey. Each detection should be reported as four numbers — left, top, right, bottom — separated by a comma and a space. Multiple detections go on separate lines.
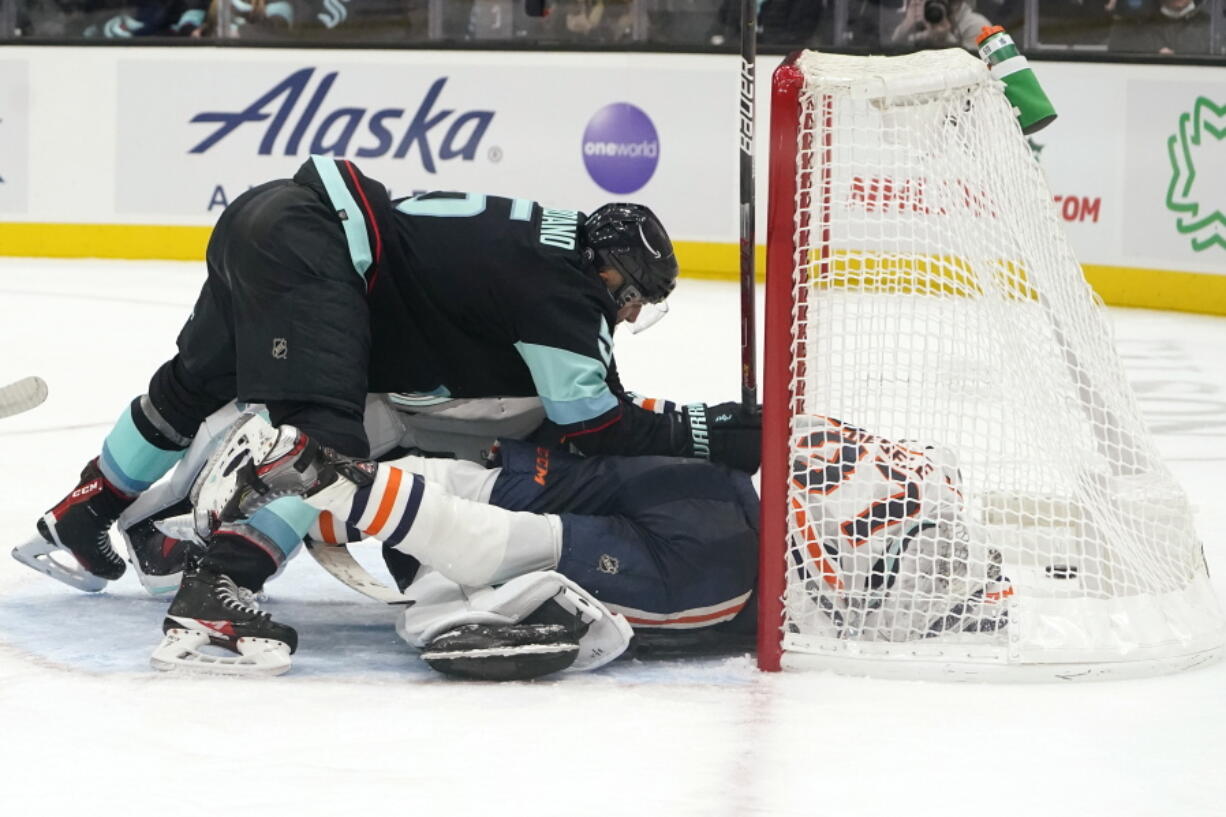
133, 403, 761, 679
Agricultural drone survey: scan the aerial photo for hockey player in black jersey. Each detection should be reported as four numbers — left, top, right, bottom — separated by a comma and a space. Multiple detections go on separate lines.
13, 156, 760, 662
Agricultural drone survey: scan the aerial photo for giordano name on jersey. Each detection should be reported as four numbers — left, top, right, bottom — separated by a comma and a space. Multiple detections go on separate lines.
538, 208, 580, 250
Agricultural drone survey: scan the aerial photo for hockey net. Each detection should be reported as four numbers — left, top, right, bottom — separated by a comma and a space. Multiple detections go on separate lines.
757, 49, 1225, 680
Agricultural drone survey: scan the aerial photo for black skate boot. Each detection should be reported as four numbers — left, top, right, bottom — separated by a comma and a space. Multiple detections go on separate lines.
151, 565, 298, 676
121, 499, 205, 597
12, 458, 133, 591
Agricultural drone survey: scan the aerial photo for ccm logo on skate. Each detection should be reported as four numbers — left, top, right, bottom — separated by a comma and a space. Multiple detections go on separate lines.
534, 447, 551, 486
188, 69, 496, 175
69, 483, 103, 501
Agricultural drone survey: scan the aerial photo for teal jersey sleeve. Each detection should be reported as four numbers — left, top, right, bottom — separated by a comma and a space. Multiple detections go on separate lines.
514, 314, 618, 425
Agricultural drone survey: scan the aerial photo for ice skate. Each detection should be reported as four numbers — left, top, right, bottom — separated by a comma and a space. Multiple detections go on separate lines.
192, 411, 371, 534
121, 505, 204, 596
12, 458, 133, 592
151, 565, 297, 677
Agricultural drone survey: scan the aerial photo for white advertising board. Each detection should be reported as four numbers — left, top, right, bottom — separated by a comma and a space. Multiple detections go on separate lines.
110, 50, 739, 242
2, 46, 1224, 284
0, 59, 28, 213
1035, 61, 1226, 277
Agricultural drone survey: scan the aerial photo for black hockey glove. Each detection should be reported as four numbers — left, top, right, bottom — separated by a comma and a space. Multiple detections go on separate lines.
680, 402, 761, 474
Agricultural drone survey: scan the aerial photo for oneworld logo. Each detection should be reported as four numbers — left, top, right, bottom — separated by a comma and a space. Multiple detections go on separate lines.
582, 103, 659, 195
189, 68, 495, 174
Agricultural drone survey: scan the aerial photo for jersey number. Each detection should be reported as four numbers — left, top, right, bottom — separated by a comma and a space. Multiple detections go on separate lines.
396, 193, 488, 218
396, 194, 536, 222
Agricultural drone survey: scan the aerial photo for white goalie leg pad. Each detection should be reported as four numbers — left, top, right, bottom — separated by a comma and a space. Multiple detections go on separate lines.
385, 453, 500, 503
397, 569, 633, 672
115, 401, 248, 539
363, 394, 409, 460
150, 629, 292, 677
115, 402, 250, 595
377, 477, 560, 588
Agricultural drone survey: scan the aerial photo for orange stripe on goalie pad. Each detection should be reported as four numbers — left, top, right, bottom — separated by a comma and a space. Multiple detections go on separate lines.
365, 467, 403, 536
318, 511, 339, 545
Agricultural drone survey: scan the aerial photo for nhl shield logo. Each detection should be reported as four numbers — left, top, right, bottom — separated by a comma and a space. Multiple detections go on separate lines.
271, 338, 288, 359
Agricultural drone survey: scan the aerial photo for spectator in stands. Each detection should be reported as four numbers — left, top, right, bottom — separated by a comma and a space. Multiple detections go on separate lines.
204, 0, 292, 38
650, 0, 723, 47
706, 0, 737, 46
977, 0, 1022, 30
888, 0, 992, 51
286, 0, 426, 42
1035, 0, 1112, 47
758, 0, 825, 46
540, 0, 634, 42
68, 1, 208, 38
1108, 0, 1211, 54
708, 0, 829, 48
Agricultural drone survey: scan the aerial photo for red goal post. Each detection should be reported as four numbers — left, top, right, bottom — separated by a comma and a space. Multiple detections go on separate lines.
758, 54, 806, 673
756, 49, 1225, 680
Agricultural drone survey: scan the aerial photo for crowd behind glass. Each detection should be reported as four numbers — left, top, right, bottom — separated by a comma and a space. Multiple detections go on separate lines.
1, 0, 1222, 57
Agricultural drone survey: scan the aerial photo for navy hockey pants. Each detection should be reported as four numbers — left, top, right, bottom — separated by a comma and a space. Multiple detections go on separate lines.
489, 440, 759, 628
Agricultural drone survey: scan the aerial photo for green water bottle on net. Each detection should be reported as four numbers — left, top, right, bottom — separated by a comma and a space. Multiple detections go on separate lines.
976, 25, 1057, 135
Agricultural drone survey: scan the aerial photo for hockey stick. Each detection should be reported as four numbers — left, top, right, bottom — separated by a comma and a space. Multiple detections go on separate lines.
304, 539, 415, 605
739, 0, 758, 413
0, 376, 48, 419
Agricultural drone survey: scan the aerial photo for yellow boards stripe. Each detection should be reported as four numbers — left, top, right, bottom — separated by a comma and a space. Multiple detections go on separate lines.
2, 226, 1224, 317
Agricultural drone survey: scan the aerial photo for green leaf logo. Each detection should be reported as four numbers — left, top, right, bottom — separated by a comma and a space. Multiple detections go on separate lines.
1166, 97, 1226, 252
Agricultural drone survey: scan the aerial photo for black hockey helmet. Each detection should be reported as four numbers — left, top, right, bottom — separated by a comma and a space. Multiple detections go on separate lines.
582, 203, 679, 308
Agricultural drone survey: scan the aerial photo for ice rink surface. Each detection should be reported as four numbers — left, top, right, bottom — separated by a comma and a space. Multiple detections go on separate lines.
2, 258, 1226, 817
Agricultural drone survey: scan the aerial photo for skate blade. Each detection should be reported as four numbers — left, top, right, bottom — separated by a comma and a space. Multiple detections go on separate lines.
11, 535, 109, 593
150, 629, 292, 677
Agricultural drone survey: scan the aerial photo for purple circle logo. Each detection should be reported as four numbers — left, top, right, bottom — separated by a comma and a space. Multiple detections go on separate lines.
582, 103, 659, 195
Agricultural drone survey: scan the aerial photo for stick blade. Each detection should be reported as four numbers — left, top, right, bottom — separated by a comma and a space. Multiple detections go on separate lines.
0, 376, 48, 419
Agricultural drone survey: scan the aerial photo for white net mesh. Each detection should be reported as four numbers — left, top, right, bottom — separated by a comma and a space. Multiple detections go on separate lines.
778, 50, 1224, 676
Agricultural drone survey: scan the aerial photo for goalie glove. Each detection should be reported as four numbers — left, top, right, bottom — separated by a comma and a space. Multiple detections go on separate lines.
788, 415, 1011, 641
678, 402, 761, 474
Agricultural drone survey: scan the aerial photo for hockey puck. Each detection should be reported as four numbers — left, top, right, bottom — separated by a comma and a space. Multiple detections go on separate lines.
1045, 564, 1079, 580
